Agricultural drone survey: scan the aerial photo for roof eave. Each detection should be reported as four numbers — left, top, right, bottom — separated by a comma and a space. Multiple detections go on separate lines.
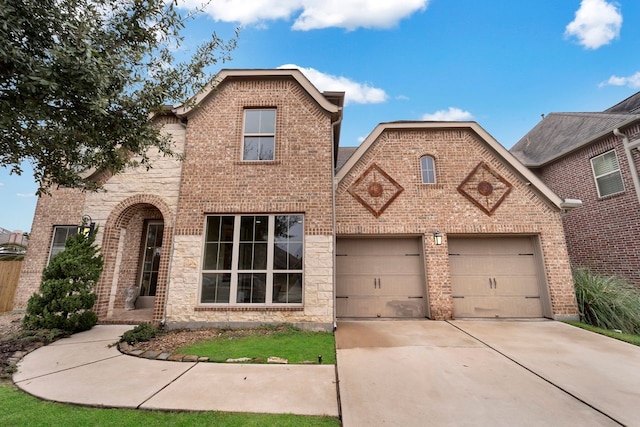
172, 69, 342, 118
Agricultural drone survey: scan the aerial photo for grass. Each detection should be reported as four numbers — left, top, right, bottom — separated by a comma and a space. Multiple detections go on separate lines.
0, 385, 340, 426
573, 268, 640, 334
565, 321, 640, 347
177, 325, 336, 364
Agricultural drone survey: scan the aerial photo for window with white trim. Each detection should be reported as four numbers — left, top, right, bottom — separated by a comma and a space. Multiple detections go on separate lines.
420, 155, 436, 184
591, 150, 624, 197
201, 214, 303, 305
243, 109, 276, 161
49, 226, 78, 263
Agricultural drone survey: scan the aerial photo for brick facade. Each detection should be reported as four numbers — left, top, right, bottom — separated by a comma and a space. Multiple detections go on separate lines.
15, 69, 578, 328
335, 126, 577, 319
538, 123, 640, 286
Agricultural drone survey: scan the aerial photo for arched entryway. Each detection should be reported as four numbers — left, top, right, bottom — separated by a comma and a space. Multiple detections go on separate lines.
94, 195, 174, 324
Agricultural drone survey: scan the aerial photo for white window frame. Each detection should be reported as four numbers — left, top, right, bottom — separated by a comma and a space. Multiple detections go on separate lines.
420, 155, 436, 184
242, 108, 276, 161
591, 150, 625, 198
48, 225, 78, 263
200, 214, 304, 306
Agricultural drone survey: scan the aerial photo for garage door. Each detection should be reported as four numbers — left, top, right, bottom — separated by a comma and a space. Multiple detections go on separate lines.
449, 237, 543, 318
336, 237, 426, 318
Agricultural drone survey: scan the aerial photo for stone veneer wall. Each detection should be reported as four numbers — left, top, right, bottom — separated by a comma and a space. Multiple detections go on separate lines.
166, 77, 336, 328
335, 128, 578, 320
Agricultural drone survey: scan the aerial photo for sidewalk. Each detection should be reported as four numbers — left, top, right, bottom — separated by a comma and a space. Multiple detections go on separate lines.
13, 325, 339, 416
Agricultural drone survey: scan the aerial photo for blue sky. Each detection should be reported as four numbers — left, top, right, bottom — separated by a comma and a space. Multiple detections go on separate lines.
2, 0, 640, 232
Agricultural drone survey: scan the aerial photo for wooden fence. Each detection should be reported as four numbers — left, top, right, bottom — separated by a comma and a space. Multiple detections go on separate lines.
0, 261, 22, 312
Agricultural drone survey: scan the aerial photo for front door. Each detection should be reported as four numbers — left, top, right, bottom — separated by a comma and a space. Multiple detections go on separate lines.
138, 221, 163, 308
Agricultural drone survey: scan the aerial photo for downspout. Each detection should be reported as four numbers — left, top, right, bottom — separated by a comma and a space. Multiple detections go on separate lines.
331, 115, 342, 331
613, 128, 640, 205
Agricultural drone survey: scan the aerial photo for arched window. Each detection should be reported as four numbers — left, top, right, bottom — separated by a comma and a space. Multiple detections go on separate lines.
420, 156, 436, 184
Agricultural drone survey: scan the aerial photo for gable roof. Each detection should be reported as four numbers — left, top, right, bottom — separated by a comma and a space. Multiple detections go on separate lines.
172, 69, 343, 118
605, 90, 640, 114
335, 121, 581, 211
510, 112, 640, 167
336, 147, 358, 171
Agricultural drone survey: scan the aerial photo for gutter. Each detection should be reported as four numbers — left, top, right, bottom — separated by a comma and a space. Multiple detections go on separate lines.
331, 115, 343, 332
613, 129, 640, 205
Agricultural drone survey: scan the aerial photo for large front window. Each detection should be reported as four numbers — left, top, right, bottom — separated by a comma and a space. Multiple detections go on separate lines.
201, 214, 303, 305
243, 109, 276, 161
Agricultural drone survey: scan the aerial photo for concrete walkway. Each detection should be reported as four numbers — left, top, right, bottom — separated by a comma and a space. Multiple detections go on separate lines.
13, 325, 339, 417
336, 320, 640, 427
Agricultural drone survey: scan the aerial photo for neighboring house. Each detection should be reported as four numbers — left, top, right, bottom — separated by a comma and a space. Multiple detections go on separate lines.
511, 91, 640, 287
14, 69, 581, 329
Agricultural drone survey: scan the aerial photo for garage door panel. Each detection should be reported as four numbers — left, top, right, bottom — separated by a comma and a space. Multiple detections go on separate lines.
450, 276, 495, 296
493, 276, 540, 296
336, 237, 426, 318
377, 273, 424, 296
338, 255, 422, 275
379, 297, 425, 317
336, 296, 378, 317
449, 237, 544, 318
448, 256, 493, 276
336, 275, 377, 296
453, 296, 542, 318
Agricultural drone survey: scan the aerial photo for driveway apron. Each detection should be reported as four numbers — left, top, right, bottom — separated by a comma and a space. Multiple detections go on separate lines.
335, 320, 636, 427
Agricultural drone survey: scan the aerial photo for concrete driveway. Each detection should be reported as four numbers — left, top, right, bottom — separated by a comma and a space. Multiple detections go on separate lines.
335, 320, 640, 427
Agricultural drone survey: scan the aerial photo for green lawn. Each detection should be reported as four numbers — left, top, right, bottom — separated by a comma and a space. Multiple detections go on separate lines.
0, 385, 339, 426
565, 321, 640, 346
177, 325, 336, 364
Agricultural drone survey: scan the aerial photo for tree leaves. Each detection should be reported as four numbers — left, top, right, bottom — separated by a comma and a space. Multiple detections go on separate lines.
0, 0, 237, 194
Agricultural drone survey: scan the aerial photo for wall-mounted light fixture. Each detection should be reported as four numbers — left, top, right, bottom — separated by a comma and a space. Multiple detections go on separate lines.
433, 231, 443, 246
80, 214, 96, 235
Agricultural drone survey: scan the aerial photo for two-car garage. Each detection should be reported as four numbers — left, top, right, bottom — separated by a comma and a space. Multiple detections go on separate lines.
336, 235, 550, 319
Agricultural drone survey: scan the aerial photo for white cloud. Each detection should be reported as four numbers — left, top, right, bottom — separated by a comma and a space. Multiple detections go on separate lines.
179, 0, 429, 30
16, 193, 35, 198
279, 64, 388, 105
565, 0, 622, 49
292, 0, 429, 31
600, 71, 640, 89
0, 182, 4, 187
421, 107, 474, 121
357, 136, 366, 143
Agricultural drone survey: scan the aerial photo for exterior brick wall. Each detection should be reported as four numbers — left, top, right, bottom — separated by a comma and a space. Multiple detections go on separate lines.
335, 127, 578, 319
538, 123, 640, 287
14, 188, 85, 309
167, 76, 336, 327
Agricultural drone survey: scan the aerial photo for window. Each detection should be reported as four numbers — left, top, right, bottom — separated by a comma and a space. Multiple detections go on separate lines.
420, 156, 436, 184
201, 214, 303, 305
591, 150, 624, 197
49, 226, 78, 262
243, 109, 276, 161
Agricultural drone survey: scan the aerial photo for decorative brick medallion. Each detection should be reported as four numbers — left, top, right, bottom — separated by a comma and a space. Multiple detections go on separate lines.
348, 163, 404, 218
457, 162, 512, 216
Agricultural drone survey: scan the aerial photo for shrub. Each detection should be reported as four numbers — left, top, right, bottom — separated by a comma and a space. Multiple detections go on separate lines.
120, 322, 159, 343
573, 268, 640, 334
23, 229, 103, 333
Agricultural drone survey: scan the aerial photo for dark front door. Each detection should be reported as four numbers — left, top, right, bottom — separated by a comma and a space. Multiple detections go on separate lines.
138, 221, 163, 308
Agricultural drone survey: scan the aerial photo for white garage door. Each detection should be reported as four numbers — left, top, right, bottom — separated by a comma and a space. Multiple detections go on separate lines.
336, 237, 427, 318
449, 236, 544, 318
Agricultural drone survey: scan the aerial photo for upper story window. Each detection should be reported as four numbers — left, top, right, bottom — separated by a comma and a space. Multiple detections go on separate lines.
201, 214, 303, 305
591, 150, 624, 198
243, 109, 276, 161
420, 156, 436, 184
49, 226, 78, 263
